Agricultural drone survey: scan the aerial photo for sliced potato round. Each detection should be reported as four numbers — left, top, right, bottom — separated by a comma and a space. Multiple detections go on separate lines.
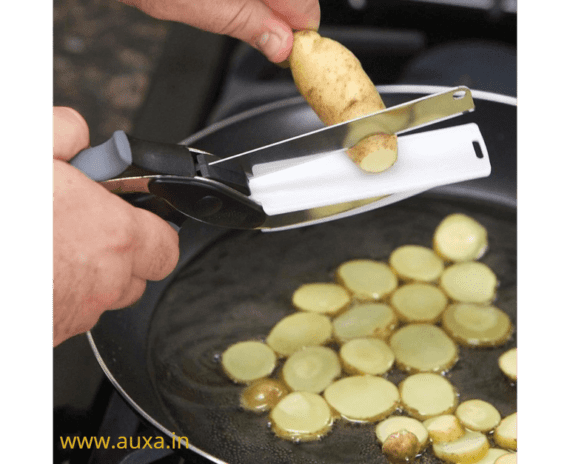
494, 412, 517, 450
269, 391, 333, 442
389, 324, 458, 373
332, 302, 398, 342
433, 213, 488, 262
282, 346, 341, 393
495, 452, 517, 464
455, 399, 501, 433
339, 337, 395, 375
381, 430, 421, 462
375, 416, 429, 449
472, 448, 509, 464
221, 341, 277, 383
399, 373, 458, 420
240, 378, 289, 413
498, 348, 517, 381
432, 430, 490, 463
439, 262, 498, 304
390, 282, 448, 323
442, 303, 512, 347
389, 244, 445, 282
347, 133, 398, 173
292, 282, 351, 315
335, 259, 398, 301
423, 414, 465, 444
266, 312, 332, 357
324, 375, 399, 422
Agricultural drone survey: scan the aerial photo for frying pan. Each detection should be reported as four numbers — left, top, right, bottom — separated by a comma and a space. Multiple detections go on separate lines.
88, 85, 517, 463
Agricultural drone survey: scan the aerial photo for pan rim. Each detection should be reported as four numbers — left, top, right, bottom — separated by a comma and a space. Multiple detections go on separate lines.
88, 84, 516, 464
180, 84, 516, 148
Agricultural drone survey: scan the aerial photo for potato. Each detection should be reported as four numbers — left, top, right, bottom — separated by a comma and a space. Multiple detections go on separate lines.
422, 414, 465, 444
323, 375, 400, 422
289, 30, 398, 173
221, 341, 277, 384
498, 347, 517, 381
455, 399, 501, 433
270, 391, 334, 442
399, 373, 459, 420
266, 312, 333, 357
376, 416, 429, 450
432, 430, 490, 463
381, 430, 421, 462
494, 412, 517, 450
291, 282, 351, 315
240, 378, 289, 413
389, 324, 458, 374
281, 346, 341, 393
433, 213, 488, 262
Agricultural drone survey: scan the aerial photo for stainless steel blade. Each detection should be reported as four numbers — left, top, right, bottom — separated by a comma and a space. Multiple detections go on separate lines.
210, 86, 474, 173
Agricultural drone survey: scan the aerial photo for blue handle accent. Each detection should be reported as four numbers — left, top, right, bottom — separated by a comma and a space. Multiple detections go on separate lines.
70, 130, 132, 181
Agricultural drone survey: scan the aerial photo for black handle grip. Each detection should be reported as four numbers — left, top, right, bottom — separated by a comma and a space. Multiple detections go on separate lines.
148, 177, 266, 229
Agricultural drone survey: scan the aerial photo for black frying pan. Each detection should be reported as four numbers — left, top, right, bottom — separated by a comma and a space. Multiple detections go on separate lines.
88, 86, 517, 463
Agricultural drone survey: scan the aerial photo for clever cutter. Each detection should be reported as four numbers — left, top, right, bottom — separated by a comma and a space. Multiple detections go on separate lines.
70, 86, 490, 231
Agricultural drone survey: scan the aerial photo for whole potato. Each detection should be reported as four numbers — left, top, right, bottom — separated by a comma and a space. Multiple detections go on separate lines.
289, 30, 398, 173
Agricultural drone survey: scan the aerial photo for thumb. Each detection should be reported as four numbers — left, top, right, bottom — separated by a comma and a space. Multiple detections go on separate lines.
53, 107, 90, 161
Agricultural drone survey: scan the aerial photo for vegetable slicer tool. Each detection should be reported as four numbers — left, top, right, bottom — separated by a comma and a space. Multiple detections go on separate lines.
70, 86, 490, 231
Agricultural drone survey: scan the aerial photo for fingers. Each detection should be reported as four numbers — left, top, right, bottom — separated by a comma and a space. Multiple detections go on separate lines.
129, 207, 180, 282
119, 0, 312, 63
261, 0, 320, 30
53, 107, 90, 161
110, 276, 147, 310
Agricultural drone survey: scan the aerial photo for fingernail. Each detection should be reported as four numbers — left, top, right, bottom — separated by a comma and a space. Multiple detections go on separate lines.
256, 30, 284, 60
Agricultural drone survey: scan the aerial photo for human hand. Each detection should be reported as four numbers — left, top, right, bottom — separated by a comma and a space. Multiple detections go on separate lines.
53, 107, 180, 347
119, 0, 320, 63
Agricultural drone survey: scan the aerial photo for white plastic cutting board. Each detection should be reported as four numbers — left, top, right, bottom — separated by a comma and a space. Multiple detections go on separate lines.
249, 123, 491, 216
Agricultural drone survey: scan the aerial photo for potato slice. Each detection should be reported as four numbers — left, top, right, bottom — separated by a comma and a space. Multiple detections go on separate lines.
332, 302, 398, 342
389, 324, 458, 373
498, 348, 517, 381
390, 283, 448, 323
282, 346, 341, 393
324, 375, 399, 422
221, 341, 277, 384
240, 378, 289, 413
289, 30, 398, 173
439, 262, 498, 304
339, 337, 395, 375
292, 282, 351, 315
423, 414, 465, 444
455, 399, 501, 433
495, 452, 517, 464
471, 448, 509, 464
347, 134, 398, 173
399, 373, 458, 420
376, 416, 429, 450
335, 259, 398, 301
494, 413, 517, 450
433, 213, 488, 262
266, 312, 332, 357
442, 303, 512, 347
270, 391, 334, 442
389, 245, 445, 282
432, 430, 490, 463
382, 430, 421, 462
